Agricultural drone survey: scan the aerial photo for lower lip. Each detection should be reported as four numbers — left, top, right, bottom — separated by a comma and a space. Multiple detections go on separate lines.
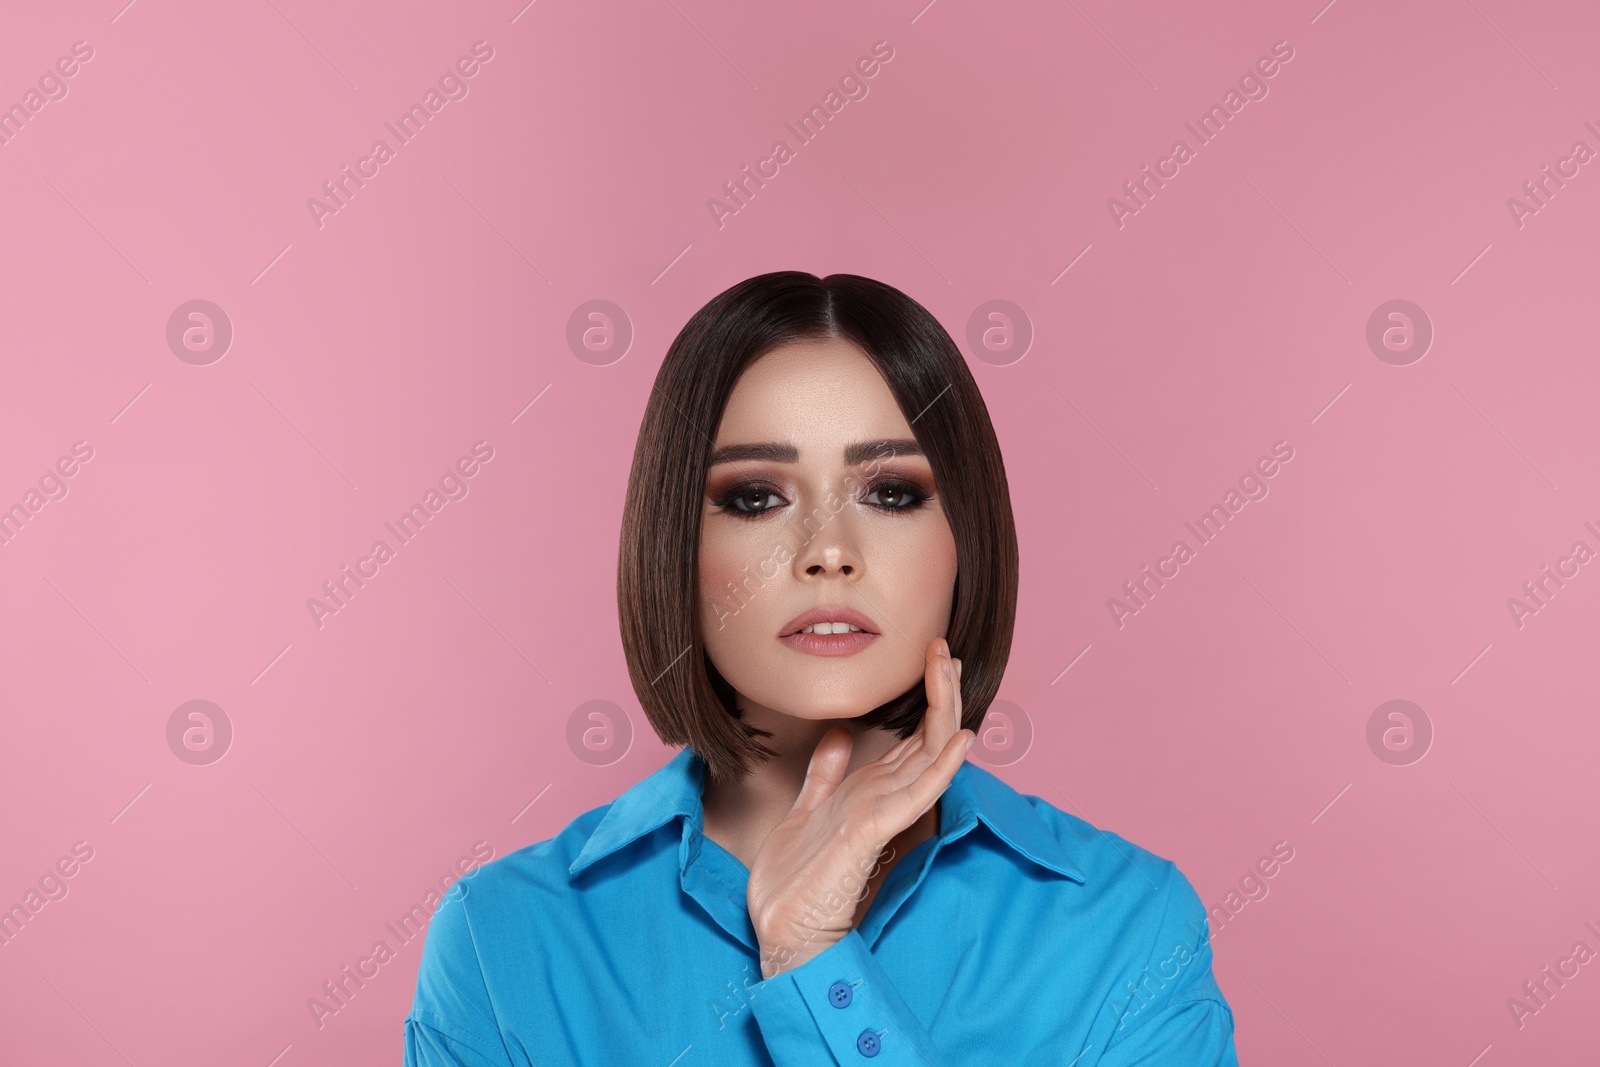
779, 630, 880, 656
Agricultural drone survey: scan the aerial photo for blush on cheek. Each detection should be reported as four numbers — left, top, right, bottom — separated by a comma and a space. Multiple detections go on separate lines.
699, 518, 797, 634
913, 529, 959, 640
698, 542, 757, 636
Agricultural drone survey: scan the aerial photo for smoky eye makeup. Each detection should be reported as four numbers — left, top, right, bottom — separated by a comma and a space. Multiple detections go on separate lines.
707, 468, 936, 521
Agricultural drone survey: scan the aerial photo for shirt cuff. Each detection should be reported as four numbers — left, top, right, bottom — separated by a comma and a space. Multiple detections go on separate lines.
749, 927, 945, 1065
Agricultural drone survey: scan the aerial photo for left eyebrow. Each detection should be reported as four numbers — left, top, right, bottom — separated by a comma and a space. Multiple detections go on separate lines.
705, 438, 924, 468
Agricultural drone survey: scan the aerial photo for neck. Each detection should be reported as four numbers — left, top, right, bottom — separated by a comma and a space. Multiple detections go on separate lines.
698, 702, 940, 872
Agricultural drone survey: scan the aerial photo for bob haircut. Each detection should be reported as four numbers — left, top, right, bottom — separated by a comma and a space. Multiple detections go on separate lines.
616, 270, 1019, 785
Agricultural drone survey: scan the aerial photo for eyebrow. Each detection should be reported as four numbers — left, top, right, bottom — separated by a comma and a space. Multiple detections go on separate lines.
705, 438, 925, 468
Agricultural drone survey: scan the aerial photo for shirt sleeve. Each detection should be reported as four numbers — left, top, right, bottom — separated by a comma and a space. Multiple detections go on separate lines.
1096, 862, 1240, 1067
403, 889, 517, 1067
748, 926, 949, 1065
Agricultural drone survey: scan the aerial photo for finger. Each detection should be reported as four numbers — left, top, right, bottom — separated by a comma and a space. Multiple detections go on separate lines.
922, 637, 956, 762
904, 728, 975, 812
875, 730, 920, 767
885, 730, 926, 772
875, 727, 973, 833
952, 657, 964, 735
790, 726, 853, 817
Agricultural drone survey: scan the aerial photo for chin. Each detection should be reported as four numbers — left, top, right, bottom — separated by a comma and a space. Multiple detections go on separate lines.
761, 680, 913, 721
775, 704, 870, 723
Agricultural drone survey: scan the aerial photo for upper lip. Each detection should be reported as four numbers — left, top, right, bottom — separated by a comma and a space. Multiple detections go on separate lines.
779, 607, 881, 637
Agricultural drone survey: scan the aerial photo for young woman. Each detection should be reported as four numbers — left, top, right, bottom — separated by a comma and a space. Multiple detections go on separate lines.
403, 272, 1240, 1065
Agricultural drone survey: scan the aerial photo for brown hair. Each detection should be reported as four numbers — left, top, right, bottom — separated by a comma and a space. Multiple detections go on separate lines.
616, 271, 1018, 785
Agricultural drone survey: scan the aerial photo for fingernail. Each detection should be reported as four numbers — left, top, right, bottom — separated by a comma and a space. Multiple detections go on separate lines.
941, 659, 952, 679
954, 659, 963, 680
939, 638, 950, 658
964, 734, 976, 754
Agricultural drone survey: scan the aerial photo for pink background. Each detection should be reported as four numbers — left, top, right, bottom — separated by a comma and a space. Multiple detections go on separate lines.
3, 0, 1598, 1063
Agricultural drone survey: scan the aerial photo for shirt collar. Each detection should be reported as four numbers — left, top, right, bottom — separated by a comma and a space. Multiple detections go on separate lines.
569, 745, 1086, 884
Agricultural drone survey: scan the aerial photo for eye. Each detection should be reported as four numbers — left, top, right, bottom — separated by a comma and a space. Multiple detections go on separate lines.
863, 479, 930, 512
710, 477, 932, 521
712, 482, 787, 519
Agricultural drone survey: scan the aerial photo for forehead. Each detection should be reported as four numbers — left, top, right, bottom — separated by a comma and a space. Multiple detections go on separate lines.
713, 338, 913, 448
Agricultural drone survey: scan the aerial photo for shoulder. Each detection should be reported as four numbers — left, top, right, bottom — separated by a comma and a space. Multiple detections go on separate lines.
1042, 792, 1194, 886
993, 781, 1229, 1037
405, 810, 610, 1063
440, 799, 617, 922
420, 799, 625, 969
984, 771, 1210, 944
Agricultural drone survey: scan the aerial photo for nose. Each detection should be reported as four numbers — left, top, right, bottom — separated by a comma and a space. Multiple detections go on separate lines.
794, 510, 863, 579
805, 552, 853, 577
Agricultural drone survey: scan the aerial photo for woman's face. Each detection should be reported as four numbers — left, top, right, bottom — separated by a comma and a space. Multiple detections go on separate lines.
697, 338, 959, 726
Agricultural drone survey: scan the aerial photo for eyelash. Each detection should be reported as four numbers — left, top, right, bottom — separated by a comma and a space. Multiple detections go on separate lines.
711, 478, 931, 520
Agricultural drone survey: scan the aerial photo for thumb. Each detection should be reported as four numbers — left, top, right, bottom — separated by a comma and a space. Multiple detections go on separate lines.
791, 726, 853, 817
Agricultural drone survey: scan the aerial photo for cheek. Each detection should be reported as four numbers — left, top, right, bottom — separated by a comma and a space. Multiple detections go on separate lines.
930, 532, 960, 615
912, 519, 959, 584
879, 519, 960, 630
697, 525, 760, 641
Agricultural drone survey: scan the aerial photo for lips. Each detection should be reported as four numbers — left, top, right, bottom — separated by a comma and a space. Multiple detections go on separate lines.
777, 606, 883, 658
778, 606, 881, 638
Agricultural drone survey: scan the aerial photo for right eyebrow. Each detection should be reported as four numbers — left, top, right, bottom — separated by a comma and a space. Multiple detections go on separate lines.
705, 442, 798, 466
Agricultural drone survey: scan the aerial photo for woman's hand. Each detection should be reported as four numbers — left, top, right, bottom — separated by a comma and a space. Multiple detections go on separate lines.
746, 636, 975, 979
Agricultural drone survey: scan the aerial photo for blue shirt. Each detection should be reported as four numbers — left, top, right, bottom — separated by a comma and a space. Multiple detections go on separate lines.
403, 746, 1240, 1065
